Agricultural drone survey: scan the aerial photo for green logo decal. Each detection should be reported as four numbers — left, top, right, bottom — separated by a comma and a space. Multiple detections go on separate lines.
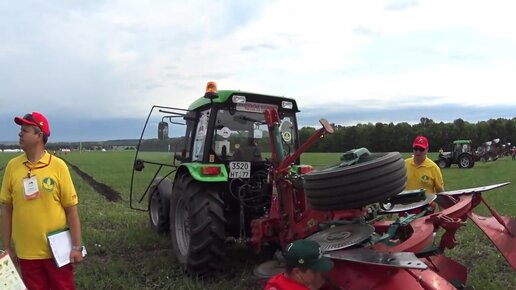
421, 175, 429, 183
42, 177, 56, 192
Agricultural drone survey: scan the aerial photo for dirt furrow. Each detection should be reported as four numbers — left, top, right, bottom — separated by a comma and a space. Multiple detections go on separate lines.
62, 159, 122, 202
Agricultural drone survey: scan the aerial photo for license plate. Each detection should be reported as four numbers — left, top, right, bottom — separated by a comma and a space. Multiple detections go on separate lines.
229, 162, 251, 179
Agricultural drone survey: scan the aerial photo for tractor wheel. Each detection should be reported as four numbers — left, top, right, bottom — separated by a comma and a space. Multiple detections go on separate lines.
170, 173, 226, 275
303, 152, 407, 210
458, 155, 473, 169
437, 158, 449, 169
148, 177, 172, 233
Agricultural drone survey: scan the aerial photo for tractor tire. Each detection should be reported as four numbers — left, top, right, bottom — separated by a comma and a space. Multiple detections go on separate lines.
148, 177, 172, 233
170, 173, 226, 275
458, 155, 473, 169
303, 152, 407, 210
437, 158, 449, 169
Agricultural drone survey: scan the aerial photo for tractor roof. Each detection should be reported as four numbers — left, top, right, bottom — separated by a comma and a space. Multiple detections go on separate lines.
188, 89, 299, 112
453, 140, 472, 144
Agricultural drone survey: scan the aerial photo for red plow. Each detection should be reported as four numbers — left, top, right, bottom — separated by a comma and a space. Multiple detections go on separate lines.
253, 110, 516, 289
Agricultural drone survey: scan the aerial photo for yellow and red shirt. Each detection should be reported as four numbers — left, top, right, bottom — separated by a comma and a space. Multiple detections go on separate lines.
405, 157, 444, 194
0, 151, 78, 259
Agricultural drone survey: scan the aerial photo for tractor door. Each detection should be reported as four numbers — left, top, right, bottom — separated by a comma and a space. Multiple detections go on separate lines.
129, 105, 193, 214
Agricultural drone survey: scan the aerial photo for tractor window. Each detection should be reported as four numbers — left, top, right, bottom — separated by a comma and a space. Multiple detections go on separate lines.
192, 109, 210, 161
212, 109, 297, 161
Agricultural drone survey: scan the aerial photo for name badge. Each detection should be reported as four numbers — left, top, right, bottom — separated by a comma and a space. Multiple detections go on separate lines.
23, 176, 40, 200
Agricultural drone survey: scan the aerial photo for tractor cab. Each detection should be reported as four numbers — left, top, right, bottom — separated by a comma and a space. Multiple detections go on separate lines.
436, 139, 476, 169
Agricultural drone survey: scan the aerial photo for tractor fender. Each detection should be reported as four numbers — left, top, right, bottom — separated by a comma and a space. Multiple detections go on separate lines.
176, 163, 228, 183
153, 176, 173, 203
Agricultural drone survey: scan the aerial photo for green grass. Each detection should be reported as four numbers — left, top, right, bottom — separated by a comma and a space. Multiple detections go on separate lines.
1, 151, 515, 289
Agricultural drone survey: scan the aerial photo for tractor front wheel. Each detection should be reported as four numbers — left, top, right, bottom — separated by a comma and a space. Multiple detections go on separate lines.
148, 177, 172, 233
437, 158, 449, 169
170, 173, 226, 275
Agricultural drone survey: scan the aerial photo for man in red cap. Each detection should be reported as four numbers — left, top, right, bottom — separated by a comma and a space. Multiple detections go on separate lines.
1, 112, 84, 290
265, 239, 334, 290
405, 135, 444, 195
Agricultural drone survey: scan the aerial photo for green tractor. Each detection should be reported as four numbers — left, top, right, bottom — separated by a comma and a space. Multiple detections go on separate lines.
435, 139, 476, 169
129, 82, 302, 274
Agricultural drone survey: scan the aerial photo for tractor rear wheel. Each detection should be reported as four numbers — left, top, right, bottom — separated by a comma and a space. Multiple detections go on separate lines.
303, 152, 407, 210
458, 155, 473, 168
170, 173, 226, 275
148, 177, 172, 233
437, 158, 449, 169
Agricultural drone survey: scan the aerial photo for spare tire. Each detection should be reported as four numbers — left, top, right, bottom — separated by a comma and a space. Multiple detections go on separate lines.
303, 152, 407, 210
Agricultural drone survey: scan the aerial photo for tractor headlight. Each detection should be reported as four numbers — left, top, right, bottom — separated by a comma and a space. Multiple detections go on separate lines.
281, 101, 293, 109
232, 95, 246, 104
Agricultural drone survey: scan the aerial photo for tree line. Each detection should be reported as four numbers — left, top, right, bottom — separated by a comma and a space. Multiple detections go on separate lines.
298, 117, 516, 153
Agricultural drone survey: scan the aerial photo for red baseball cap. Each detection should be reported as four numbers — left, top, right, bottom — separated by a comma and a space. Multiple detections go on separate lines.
15, 112, 51, 137
412, 135, 428, 150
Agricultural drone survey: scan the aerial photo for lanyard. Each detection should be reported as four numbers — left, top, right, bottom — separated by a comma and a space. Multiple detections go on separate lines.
24, 154, 52, 177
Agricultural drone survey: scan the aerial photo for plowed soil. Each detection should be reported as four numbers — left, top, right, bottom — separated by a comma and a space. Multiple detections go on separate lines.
64, 160, 122, 202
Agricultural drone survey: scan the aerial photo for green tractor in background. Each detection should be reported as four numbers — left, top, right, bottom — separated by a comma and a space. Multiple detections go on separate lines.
435, 139, 476, 169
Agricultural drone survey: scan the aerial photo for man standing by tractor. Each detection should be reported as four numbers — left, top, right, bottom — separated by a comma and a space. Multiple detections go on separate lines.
1, 112, 84, 289
405, 136, 445, 195
265, 239, 334, 290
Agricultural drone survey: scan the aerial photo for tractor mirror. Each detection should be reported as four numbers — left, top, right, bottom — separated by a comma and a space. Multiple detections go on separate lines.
158, 122, 169, 140
134, 159, 145, 171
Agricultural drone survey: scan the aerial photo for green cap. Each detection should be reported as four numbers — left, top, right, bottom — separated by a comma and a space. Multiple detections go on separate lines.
283, 240, 334, 272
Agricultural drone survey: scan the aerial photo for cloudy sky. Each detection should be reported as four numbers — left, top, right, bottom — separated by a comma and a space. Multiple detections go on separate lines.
1, 0, 516, 142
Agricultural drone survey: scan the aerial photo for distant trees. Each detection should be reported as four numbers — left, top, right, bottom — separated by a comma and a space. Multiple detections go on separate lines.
299, 117, 516, 152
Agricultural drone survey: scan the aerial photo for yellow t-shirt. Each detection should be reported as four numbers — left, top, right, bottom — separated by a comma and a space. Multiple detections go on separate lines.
405, 157, 444, 194
0, 151, 78, 259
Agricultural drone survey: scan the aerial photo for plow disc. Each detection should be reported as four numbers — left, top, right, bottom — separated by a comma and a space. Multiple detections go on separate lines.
306, 224, 375, 252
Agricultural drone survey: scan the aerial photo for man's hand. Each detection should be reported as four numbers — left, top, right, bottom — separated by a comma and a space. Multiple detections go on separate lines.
69, 247, 84, 269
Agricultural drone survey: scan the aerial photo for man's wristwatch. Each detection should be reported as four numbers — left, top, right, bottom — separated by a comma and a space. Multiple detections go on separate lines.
72, 245, 83, 252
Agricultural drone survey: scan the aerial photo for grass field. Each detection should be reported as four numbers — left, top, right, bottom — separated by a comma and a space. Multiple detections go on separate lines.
1, 151, 515, 290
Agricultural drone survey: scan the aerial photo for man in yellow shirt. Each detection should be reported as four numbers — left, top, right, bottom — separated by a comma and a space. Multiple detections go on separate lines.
1, 112, 84, 290
405, 135, 444, 195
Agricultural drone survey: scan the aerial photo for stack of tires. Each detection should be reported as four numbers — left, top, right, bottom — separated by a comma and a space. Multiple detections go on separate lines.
303, 152, 407, 210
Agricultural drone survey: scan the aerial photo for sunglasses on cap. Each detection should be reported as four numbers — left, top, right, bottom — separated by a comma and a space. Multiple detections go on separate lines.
413, 147, 426, 152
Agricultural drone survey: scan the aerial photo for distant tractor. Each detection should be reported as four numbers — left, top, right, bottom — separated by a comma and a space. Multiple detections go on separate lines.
435, 140, 475, 169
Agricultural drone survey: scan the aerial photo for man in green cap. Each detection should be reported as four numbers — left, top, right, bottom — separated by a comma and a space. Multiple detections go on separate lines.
264, 239, 334, 290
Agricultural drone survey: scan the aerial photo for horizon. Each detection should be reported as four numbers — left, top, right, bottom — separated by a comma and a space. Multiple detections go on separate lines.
0, 105, 516, 145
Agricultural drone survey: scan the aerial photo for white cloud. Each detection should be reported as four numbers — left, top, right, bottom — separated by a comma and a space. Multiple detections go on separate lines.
1, 0, 516, 125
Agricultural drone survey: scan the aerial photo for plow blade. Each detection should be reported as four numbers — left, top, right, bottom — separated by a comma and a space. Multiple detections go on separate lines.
468, 212, 516, 270
326, 258, 463, 290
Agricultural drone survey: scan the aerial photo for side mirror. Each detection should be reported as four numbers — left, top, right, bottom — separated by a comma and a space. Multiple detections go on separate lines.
134, 159, 145, 171
158, 122, 169, 140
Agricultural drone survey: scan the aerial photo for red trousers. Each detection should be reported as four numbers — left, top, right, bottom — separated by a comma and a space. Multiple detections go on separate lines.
19, 258, 76, 290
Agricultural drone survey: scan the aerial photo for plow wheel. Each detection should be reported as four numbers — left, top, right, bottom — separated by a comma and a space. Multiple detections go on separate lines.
170, 173, 226, 275
303, 152, 407, 210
